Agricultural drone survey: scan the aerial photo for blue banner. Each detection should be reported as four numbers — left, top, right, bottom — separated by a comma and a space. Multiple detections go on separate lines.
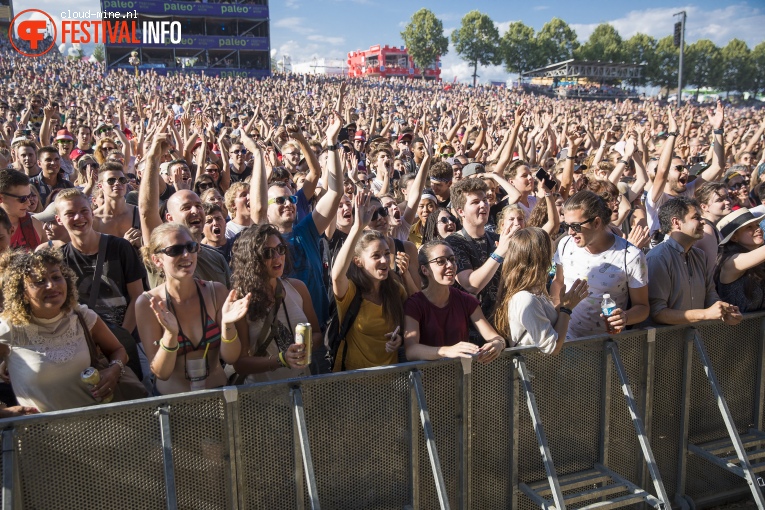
107, 66, 271, 79
101, 0, 268, 18
108, 34, 268, 50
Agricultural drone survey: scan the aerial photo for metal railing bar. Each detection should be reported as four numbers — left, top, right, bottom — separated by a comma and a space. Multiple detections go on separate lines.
517, 482, 555, 509
687, 443, 746, 477
514, 355, 567, 510
1, 428, 13, 510
410, 370, 450, 510
291, 387, 320, 510
156, 403, 178, 510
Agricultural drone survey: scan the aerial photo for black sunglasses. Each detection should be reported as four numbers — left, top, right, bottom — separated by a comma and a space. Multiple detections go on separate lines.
79, 162, 98, 170
155, 242, 200, 257
197, 182, 215, 191
729, 182, 747, 191
105, 176, 128, 186
371, 206, 389, 221
673, 165, 689, 173
231, 150, 247, 155
438, 216, 457, 224
1, 191, 33, 203
561, 217, 596, 233
263, 244, 287, 259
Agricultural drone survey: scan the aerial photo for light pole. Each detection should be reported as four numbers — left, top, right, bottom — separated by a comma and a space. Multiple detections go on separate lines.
674, 11, 686, 106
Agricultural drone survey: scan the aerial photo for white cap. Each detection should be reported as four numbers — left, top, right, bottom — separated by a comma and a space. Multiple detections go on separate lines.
603, 293, 611, 299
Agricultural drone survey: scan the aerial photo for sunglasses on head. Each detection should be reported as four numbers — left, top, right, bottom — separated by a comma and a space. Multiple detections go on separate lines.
428, 255, 456, 267
561, 217, 596, 233
155, 241, 200, 257
1, 191, 34, 203
263, 244, 287, 259
268, 195, 298, 206
438, 216, 457, 224
371, 206, 389, 221
105, 176, 128, 186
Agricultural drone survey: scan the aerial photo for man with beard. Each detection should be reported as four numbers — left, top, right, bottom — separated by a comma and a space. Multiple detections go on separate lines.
695, 182, 732, 271
201, 202, 233, 264
646, 197, 742, 326
646, 104, 725, 235
139, 120, 230, 288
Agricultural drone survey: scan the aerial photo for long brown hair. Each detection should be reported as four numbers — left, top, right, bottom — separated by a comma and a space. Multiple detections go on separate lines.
348, 230, 404, 328
493, 227, 552, 338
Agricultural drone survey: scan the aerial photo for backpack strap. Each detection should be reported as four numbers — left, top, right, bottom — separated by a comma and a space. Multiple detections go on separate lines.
339, 289, 364, 372
88, 234, 109, 310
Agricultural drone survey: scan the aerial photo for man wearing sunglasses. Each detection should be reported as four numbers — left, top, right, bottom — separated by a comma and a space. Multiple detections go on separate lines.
646, 104, 725, 236
56, 189, 146, 338
0, 168, 44, 250
93, 164, 142, 248
30, 146, 73, 206
227, 142, 251, 184
248, 111, 344, 325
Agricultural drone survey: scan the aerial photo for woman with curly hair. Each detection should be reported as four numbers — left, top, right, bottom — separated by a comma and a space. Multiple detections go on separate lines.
331, 191, 405, 371
0, 248, 128, 412
135, 223, 247, 395
230, 223, 319, 382
421, 207, 458, 244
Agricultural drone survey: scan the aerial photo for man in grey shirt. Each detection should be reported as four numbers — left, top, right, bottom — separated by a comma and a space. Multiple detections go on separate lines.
646, 197, 742, 326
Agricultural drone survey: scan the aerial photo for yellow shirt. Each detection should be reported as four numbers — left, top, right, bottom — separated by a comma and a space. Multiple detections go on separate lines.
408, 222, 423, 249
333, 280, 404, 371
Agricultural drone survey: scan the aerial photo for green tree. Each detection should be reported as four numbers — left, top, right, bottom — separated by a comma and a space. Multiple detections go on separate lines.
400, 9, 449, 72
92, 44, 105, 63
623, 33, 657, 87
684, 39, 722, 97
500, 21, 541, 75
720, 39, 753, 96
575, 23, 623, 62
648, 36, 678, 98
751, 42, 765, 98
451, 10, 501, 86
536, 17, 579, 65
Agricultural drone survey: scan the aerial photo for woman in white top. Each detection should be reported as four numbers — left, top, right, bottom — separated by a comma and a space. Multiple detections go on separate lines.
494, 228, 588, 355
0, 248, 128, 412
231, 224, 322, 382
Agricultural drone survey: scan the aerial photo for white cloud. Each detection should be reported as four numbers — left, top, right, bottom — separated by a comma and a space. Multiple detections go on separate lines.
285, 0, 299, 9
273, 17, 309, 31
306, 35, 345, 45
571, 4, 764, 48
534, 5, 550, 10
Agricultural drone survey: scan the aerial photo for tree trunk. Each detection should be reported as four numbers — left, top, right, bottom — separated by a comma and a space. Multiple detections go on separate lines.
472, 61, 478, 87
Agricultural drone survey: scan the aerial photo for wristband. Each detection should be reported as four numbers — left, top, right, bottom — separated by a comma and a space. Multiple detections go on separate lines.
221, 331, 238, 343
566, 156, 576, 160
278, 351, 289, 368
713, 128, 724, 135
559, 307, 573, 316
667, 131, 679, 137
160, 341, 179, 353
490, 252, 504, 264
109, 359, 126, 377
618, 159, 629, 165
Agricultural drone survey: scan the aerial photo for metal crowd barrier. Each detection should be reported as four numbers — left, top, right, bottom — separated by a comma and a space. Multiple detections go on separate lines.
3, 313, 765, 509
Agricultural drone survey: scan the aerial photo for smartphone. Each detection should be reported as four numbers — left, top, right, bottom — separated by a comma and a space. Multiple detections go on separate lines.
536, 168, 557, 191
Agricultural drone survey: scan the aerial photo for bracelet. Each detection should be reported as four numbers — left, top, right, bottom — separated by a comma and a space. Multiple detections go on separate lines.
109, 359, 125, 378
221, 331, 238, 343
559, 307, 573, 316
268, 354, 279, 371
713, 128, 724, 135
278, 351, 289, 368
618, 159, 629, 165
160, 342, 179, 353
667, 131, 679, 137
490, 252, 504, 264
566, 156, 576, 160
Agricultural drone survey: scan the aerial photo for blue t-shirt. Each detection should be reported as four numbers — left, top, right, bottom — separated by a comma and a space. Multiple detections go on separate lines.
295, 188, 312, 224
285, 214, 328, 324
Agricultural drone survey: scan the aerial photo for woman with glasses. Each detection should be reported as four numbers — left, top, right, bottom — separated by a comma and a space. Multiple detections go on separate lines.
494, 228, 589, 354
726, 170, 754, 211
229, 224, 317, 382
201, 187, 229, 220
550, 191, 649, 339
421, 207, 458, 244
73, 156, 99, 196
200, 163, 225, 191
136, 223, 247, 395
194, 174, 219, 197
331, 191, 406, 371
404, 240, 505, 362
94, 138, 117, 165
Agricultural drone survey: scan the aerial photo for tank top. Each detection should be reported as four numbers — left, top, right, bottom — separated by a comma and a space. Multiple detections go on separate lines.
165, 280, 221, 356
10, 213, 40, 251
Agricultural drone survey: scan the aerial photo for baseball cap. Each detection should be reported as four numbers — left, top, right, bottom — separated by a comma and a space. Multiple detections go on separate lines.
32, 202, 58, 224
354, 130, 366, 141
397, 132, 413, 143
54, 129, 74, 142
462, 163, 485, 177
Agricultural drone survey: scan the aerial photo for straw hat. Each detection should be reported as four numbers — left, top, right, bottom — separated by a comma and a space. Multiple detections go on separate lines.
717, 208, 763, 245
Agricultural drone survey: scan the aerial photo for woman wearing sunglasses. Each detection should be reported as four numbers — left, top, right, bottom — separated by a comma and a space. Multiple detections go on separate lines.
94, 138, 117, 165
331, 191, 406, 371
421, 207, 459, 244
194, 174, 219, 197
404, 240, 505, 362
73, 156, 99, 196
229, 224, 318, 382
136, 223, 247, 395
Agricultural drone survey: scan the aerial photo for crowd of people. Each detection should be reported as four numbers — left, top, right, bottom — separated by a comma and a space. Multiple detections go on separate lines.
0, 46, 762, 416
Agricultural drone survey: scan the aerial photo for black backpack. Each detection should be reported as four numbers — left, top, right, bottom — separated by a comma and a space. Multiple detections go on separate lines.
321, 290, 363, 373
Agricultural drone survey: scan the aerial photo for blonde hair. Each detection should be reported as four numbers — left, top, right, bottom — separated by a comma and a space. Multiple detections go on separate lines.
493, 227, 552, 338
140, 222, 194, 276
224, 182, 249, 220
496, 203, 524, 230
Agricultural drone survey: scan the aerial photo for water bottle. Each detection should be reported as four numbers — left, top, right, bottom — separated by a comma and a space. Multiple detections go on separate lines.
601, 294, 617, 332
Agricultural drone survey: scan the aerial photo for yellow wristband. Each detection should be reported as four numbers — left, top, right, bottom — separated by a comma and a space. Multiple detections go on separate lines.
160, 342, 179, 353
221, 331, 238, 343
278, 351, 288, 368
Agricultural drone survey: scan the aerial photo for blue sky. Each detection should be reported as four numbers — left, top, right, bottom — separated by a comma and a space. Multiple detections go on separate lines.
15, 0, 765, 83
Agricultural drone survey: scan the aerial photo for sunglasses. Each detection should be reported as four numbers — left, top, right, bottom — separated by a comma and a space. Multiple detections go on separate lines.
96, 128, 111, 135
263, 244, 287, 259
729, 182, 747, 191
80, 162, 98, 170
440, 152, 455, 158
155, 241, 200, 257
101, 146, 115, 151
428, 255, 456, 267
371, 206, 389, 221
231, 150, 246, 155
673, 165, 689, 173
205, 167, 219, 173
438, 216, 457, 224
562, 217, 596, 233
268, 196, 298, 206
1, 191, 34, 203
197, 182, 215, 191
105, 176, 128, 186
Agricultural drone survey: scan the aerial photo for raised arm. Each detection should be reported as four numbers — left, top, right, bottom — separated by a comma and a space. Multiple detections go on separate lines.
332, 191, 373, 300
495, 107, 526, 175
401, 135, 433, 226
241, 132, 267, 224
311, 112, 343, 233
699, 101, 726, 183
649, 108, 678, 204
139, 116, 171, 246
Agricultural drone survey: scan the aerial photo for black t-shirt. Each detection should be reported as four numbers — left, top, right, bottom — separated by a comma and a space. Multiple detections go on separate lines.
61, 235, 147, 326
445, 230, 500, 324
206, 238, 234, 264
229, 163, 252, 184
